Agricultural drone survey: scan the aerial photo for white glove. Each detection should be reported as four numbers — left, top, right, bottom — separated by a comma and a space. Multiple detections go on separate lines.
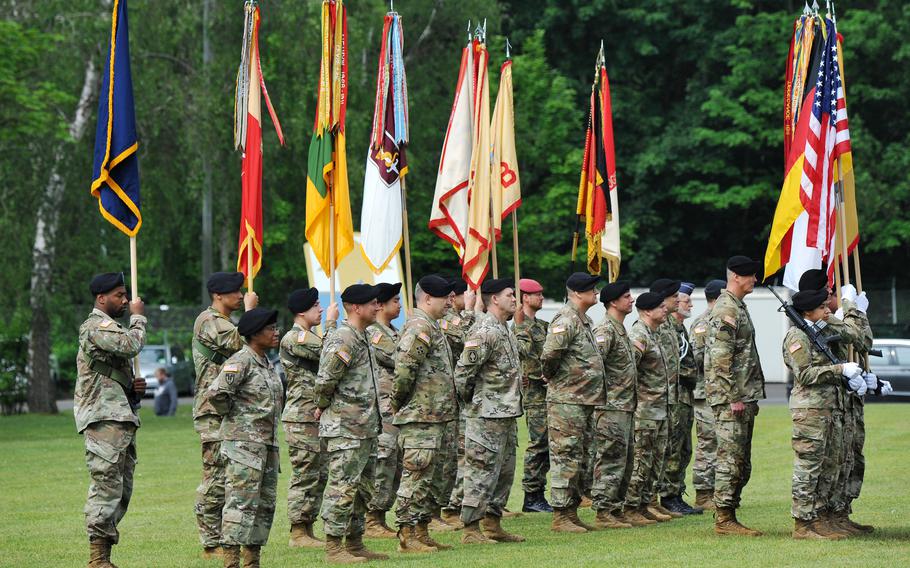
841, 284, 857, 303
855, 291, 869, 313
864, 372, 877, 391
833, 308, 844, 320
841, 361, 862, 379
847, 375, 865, 394
881, 380, 893, 395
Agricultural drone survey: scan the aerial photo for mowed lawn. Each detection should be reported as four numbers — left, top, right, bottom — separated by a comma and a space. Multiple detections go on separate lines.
1, 403, 909, 567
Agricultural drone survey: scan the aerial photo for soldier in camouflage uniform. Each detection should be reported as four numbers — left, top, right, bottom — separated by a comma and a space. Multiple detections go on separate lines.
590, 282, 637, 529
704, 256, 765, 536
280, 287, 338, 548
623, 292, 673, 526
392, 275, 458, 553
690, 279, 724, 510
513, 278, 553, 513
76, 273, 147, 568
661, 282, 702, 515
364, 282, 404, 538
455, 278, 526, 544
191, 271, 257, 558
315, 284, 388, 563
540, 272, 607, 533
205, 307, 283, 568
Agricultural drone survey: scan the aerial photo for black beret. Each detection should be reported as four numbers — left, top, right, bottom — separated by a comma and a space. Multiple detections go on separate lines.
376, 282, 402, 303
481, 278, 514, 295
448, 277, 468, 295
798, 268, 829, 292
418, 275, 453, 298
636, 291, 664, 310
727, 255, 761, 277
650, 278, 681, 298
566, 272, 602, 292
287, 288, 318, 314
207, 271, 245, 294
792, 289, 828, 313
341, 284, 380, 305
238, 307, 278, 337
600, 281, 631, 304
704, 279, 726, 301
90, 272, 125, 295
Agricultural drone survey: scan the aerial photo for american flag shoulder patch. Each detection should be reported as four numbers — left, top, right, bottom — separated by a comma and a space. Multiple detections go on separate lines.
297, 330, 309, 343
440, 320, 449, 330
336, 349, 352, 365
371, 332, 383, 345
722, 315, 737, 327
452, 317, 462, 326
595, 335, 605, 344
693, 325, 706, 335
465, 339, 480, 348
551, 325, 566, 334
633, 340, 646, 352
789, 342, 802, 354
417, 332, 431, 345
223, 363, 240, 373
100, 319, 114, 328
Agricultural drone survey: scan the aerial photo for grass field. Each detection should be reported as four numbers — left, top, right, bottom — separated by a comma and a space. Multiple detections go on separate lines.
1, 403, 909, 567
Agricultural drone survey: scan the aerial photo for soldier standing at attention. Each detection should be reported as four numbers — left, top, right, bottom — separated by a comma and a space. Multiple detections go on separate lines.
76, 272, 147, 568
456, 278, 526, 544
589, 282, 637, 529
690, 279, 725, 510
513, 278, 553, 514
622, 292, 672, 526
661, 282, 702, 515
705, 255, 765, 536
192, 271, 257, 559
365, 282, 404, 538
392, 275, 458, 553
314, 284, 387, 564
281, 287, 338, 548
540, 272, 607, 533
205, 307, 283, 568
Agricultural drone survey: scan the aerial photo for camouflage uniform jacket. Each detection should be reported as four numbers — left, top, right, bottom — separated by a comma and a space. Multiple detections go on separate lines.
658, 319, 681, 405
825, 299, 874, 408
783, 326, 844, 410
592, 314, 637, 412
540, 303, 606, 406
74, 309, 147, 433
455, 312, 523, 419
672, 317, 696, 406
192, 307, 244, 419
314, 321, 382, 439
705, 290, 766, 407
207, 345, 284, 446
514, 314, 548, 407
441, 308, 476, 363
367, 320, 399, 422
391, 308, 458, 425
628, 320, 670, 421
280, 320, 337, 423
689, 310, 711, 400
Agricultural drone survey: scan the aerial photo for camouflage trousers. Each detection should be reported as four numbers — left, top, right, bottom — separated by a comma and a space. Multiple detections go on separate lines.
395, 422, 447, 527
438, 416, 462, 511
624, 417, 668, 508
284, 421, 327, 525
82, 420, 137, 544
521, 405, 550, 493
194, 415, 225, 547
320, 436, 378, 538
790, 408, 839, 520
660, 402, 694, 498
221, 441, 279, 546
368, 424, 401, 513
547, 402, 603, 509
692, 399, 717, 491
844, 401, 866, 510
590, 410, 633, 513
830, 403, 858, 513
461, 417, 518, 524
712, 402, 757, 510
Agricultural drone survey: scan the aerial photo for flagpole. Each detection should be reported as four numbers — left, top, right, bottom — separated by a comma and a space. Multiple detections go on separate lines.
400, 176, 414, 312
329, 181, 336, 305
129, 236, 141, 379
512, 211, 521, 304
247, 238, 254, 293
490, 203, 499, 278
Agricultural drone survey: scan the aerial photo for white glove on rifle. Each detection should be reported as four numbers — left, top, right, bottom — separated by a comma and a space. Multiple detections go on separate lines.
833, 308, 844, 320
881, 380, 893, 396
841, 362, 862, 379
855, 291, 869, 313
841, 284, 858, 303
847, 375, 866, 395
864, 372, 878, 391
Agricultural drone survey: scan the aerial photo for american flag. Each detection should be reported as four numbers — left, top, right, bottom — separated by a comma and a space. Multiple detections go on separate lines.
800, 18, 851, 263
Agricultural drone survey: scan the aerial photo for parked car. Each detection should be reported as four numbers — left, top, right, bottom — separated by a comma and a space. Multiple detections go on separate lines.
137, 344, 195, 397
868, 339, 910, 401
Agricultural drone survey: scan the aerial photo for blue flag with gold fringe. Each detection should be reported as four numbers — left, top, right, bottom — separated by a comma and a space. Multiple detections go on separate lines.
91, 0, 141, 236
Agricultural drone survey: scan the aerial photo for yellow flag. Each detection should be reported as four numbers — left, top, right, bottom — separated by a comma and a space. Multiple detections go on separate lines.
491, 60, 520, 240
462, 41, 492, 289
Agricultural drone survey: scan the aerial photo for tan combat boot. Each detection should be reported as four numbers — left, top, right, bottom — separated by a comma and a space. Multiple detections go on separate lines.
345, 534, 390, 560
430, 508, 458, 532
240, 545, 260, 568
325, 535, 367, 564
594, 510, 633, 529
714, 507, 762, 536
651, 497, 683, 519
568, 506, 600, 531
644, 504, 672, 522
792, 518, 827, 540
694, 490, 715, 511
817, 510, 853, 538
397, 525, 437, 553
364, 511, 398, 539
832, 511, 864, 536
551, 508, 587, 533
579, 495, 594, 508
221, 545, 241, 568
289, 522, 324, 548
439, 508, 464, 529
501, 508, 523, 518
88, 539, 117, 568
416, 522, 453, 550
842, 513, 874, 534
480, 514, 526, 542
201, 546, 222, 560
462, 520, 498, 544
621, 506, 657, 527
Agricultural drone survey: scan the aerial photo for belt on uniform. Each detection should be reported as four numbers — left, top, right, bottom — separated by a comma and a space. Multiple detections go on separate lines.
86, 356, 132, 391
282, 352, 318, 373
193, 337, 229, 365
